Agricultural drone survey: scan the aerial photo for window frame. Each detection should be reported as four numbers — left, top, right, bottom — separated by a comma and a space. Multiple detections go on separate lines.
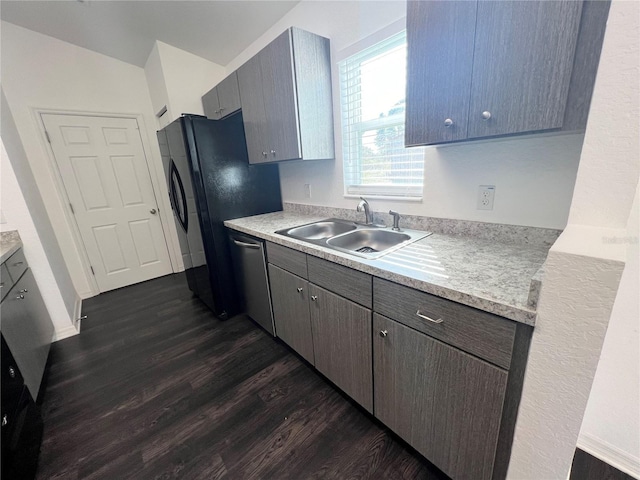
337, 27, 425, 201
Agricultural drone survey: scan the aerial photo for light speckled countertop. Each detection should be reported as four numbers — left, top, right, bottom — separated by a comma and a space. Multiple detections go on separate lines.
225, 212, 549, 326
1, 231, 22, 264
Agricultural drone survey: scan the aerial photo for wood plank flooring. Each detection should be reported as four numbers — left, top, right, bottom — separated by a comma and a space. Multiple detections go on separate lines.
36, 273, 448, 479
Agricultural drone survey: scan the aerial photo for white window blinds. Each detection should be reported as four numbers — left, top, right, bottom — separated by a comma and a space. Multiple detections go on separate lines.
339, 31, 424, 198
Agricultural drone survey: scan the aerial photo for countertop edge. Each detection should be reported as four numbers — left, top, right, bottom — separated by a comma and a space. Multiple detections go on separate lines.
225, 219, 537, 326
0, 232, 23, 265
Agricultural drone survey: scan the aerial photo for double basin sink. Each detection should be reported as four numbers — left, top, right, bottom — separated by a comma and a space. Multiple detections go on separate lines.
276, 218, 431, 260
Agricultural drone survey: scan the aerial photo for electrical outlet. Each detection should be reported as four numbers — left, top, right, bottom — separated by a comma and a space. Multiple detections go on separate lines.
477, 185, 495, 210
303, 183, 311, 199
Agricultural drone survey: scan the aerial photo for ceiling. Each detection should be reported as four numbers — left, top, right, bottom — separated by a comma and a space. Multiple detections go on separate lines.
0, 0, 301, 67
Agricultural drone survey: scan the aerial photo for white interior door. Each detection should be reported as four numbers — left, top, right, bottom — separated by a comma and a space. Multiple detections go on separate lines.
42, 113, 172, 293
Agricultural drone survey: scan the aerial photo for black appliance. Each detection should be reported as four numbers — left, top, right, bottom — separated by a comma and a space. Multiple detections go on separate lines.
158, 113, 282, 319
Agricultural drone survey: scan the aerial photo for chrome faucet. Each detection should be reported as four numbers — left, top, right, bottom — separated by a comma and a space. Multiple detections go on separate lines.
356, 197, 373, 225
389, 210, 402, 231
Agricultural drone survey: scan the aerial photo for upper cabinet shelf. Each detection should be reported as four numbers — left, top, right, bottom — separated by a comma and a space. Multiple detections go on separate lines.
237, 27, 335, 164
405, 0, 610, 146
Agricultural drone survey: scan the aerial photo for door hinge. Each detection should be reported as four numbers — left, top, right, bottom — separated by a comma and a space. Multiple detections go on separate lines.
69, 203, 75, 214
90, 266, 95, 275
45, 130, 51, 144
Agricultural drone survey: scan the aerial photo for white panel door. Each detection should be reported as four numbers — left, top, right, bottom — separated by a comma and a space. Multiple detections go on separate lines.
42, 114, 172, 292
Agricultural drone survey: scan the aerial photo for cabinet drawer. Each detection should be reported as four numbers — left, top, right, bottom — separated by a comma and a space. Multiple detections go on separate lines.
307, 256, 372, 308
1, 263, 13, 301
373, 278, 515, 369
266, 242, 307, 278
5, 249, 27, 284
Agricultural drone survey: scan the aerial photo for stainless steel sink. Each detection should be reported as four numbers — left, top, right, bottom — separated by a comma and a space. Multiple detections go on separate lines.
327, 229, 411, 255
275, 218, 431, 259
285, 220, 357, 240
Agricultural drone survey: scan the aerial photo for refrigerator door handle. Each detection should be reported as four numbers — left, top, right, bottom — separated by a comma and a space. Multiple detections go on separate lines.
169, 159, 189, 232
232, 239, 261, 249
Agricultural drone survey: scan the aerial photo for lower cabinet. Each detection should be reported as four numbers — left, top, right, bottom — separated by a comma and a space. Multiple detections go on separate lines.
373, 313, 508, 480
308, 284, 372, 412
268, 264, 315, 364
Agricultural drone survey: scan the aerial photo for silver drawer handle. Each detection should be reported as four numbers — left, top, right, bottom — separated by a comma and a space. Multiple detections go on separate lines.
19, 289, 28, 293
311, 295, 318, 302
232, 239, 260, 249
16, 294, 25, 300
13, 261, 24, 267
416, 310, 443, 324
2, 415, 7, 427
296, 287, 303, 293
379, 330, 388, 338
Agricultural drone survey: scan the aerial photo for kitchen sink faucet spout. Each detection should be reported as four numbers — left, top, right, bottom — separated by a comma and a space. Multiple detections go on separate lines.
356, 197, 373, 225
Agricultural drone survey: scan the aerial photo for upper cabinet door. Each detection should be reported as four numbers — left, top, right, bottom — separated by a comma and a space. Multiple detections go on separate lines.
202, 86, 221, 120
405, 0, 477, 146
467, 0, 583, 138
216, 72, 241, 118
260, 30, 302, 162
237, 54, 269, 163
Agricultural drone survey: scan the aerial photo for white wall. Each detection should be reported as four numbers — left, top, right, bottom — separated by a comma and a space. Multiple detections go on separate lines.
508, 0, 640, 477
0, 21, 180, 298
145, 40, 226, 128
225, 0, 583, 229
1, 138, 78, 340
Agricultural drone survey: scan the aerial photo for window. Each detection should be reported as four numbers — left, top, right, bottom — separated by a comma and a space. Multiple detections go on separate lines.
339, 30, 424, 199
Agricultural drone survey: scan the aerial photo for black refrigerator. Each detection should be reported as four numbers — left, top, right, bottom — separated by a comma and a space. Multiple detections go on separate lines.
157, 113, 282, 319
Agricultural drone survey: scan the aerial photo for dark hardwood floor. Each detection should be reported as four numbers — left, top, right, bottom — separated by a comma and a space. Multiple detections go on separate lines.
36, 273, 447, 479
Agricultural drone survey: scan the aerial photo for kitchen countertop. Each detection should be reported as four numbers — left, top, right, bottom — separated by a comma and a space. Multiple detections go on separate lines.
1, 230, 22, 264
225, 212, 549, 326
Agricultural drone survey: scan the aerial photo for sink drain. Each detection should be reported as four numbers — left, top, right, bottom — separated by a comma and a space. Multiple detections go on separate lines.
356, 246, 378, 254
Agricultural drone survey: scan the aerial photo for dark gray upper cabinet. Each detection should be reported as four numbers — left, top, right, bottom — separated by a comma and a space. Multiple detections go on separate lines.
405, 0, 607, 146
202, 72, 241, 120
237, 27, 334, 164
373, 313, 508, 480
405, 0, 478, 145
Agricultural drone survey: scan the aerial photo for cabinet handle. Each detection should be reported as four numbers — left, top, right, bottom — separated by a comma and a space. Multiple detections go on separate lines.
296, 287, 303, 293
270, 150, 276, 156
13, 261, 24, 267
262, 151, 268, 157
232, 239, 260, 249
444, 118, 454, 127
379, 330, 388, 338
19, 288, 28, 293
16, 294, 25, 300
311, 295, 318, 302
481, 111, 492, 120
2, 415, 7, 427
8, 367, 15, 378
219, 107, 225, 112
416, 310, 443, 324
214, 109, 220, 115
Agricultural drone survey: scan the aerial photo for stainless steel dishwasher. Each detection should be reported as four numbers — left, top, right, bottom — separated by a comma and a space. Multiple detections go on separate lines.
228, 232, 275, 335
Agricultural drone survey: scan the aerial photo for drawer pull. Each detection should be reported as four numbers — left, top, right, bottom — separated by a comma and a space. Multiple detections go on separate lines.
8, 367, 15, 378
311, 295, 318, 302
16, 294, 25, 300
416, 310, 443, 324
296, 287, 303, 293
13, 261, 24, 267
379, 330, 388, 338
2, 415, 7, 427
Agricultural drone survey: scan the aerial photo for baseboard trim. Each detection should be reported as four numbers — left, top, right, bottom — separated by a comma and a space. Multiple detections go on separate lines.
578, 432, 640, 478
53, 324, 79, 342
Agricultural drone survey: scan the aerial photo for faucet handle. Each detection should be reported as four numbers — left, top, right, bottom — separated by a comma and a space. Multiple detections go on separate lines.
389, 210, 402, 231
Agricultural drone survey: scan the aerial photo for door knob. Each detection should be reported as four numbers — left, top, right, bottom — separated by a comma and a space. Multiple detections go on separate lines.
150, 209, 157, 215
444, 118, 454, 127
481, 111, 492, 120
